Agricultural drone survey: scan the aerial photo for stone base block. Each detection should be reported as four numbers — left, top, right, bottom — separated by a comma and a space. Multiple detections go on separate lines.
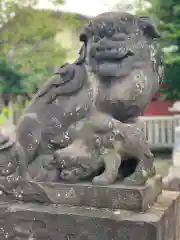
163, 166, 180, 191
39, 175, 162, 212
0, 191, 179, 240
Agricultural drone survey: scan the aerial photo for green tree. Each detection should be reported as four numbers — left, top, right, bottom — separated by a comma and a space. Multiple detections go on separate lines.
0, 1, 66, 116
0, 0, 88, 123
0, 55, 29, 105
0, 0, 88, 105
0, 6, 67, 92
0, 4, 88, 95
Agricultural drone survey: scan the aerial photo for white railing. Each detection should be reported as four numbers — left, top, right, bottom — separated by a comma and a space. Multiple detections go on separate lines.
139, 115, 180, 149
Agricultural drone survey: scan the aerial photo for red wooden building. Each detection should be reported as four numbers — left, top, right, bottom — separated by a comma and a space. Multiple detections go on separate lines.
143, 85, 177, 116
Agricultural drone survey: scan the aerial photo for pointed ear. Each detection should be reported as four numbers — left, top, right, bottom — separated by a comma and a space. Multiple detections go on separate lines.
138, 16, 160, 38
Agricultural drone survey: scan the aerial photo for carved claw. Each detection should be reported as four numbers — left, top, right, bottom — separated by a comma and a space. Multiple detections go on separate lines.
92, 174, 117, 185
123, 174, 146, 186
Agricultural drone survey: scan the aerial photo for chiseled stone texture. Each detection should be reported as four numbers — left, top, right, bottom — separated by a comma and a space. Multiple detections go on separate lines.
0, 191, 179, 240
39, 175, 162, 212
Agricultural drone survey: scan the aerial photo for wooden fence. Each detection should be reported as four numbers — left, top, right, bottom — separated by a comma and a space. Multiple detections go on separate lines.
139, 115, 180, 149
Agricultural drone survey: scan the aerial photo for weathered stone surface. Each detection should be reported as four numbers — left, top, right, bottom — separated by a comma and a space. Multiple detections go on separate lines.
34, 175, 162, 212
0, 191, 179, 240
0, 12, 164, 204
0, 11, 173, 240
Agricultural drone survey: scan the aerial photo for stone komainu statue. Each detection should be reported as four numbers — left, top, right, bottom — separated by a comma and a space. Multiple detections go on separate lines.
0, 12, 164, 201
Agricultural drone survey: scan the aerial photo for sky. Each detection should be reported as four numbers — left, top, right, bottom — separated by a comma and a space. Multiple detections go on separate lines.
36, 0, 135, 16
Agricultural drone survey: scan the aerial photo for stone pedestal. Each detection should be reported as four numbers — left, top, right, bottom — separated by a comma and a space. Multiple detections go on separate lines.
0, 175, 180, 240
39, 175, 162, 212
0, 191, 179, 240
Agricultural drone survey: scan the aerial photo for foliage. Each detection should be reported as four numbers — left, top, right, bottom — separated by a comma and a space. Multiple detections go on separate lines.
0, 106, 13, 124
0, 55, 28, 99
0, 0, 88, 100
137, 0, 180, 100
0, 6, 66, 93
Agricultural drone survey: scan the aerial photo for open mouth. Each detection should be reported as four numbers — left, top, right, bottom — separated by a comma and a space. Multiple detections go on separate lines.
91, 44, 134, 61
89, 46, 134, 77
95, 58, 128, 77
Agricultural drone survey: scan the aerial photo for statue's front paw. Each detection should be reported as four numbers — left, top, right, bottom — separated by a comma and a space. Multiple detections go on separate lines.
92, 173, 117, 185
123, 175, 146, 186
